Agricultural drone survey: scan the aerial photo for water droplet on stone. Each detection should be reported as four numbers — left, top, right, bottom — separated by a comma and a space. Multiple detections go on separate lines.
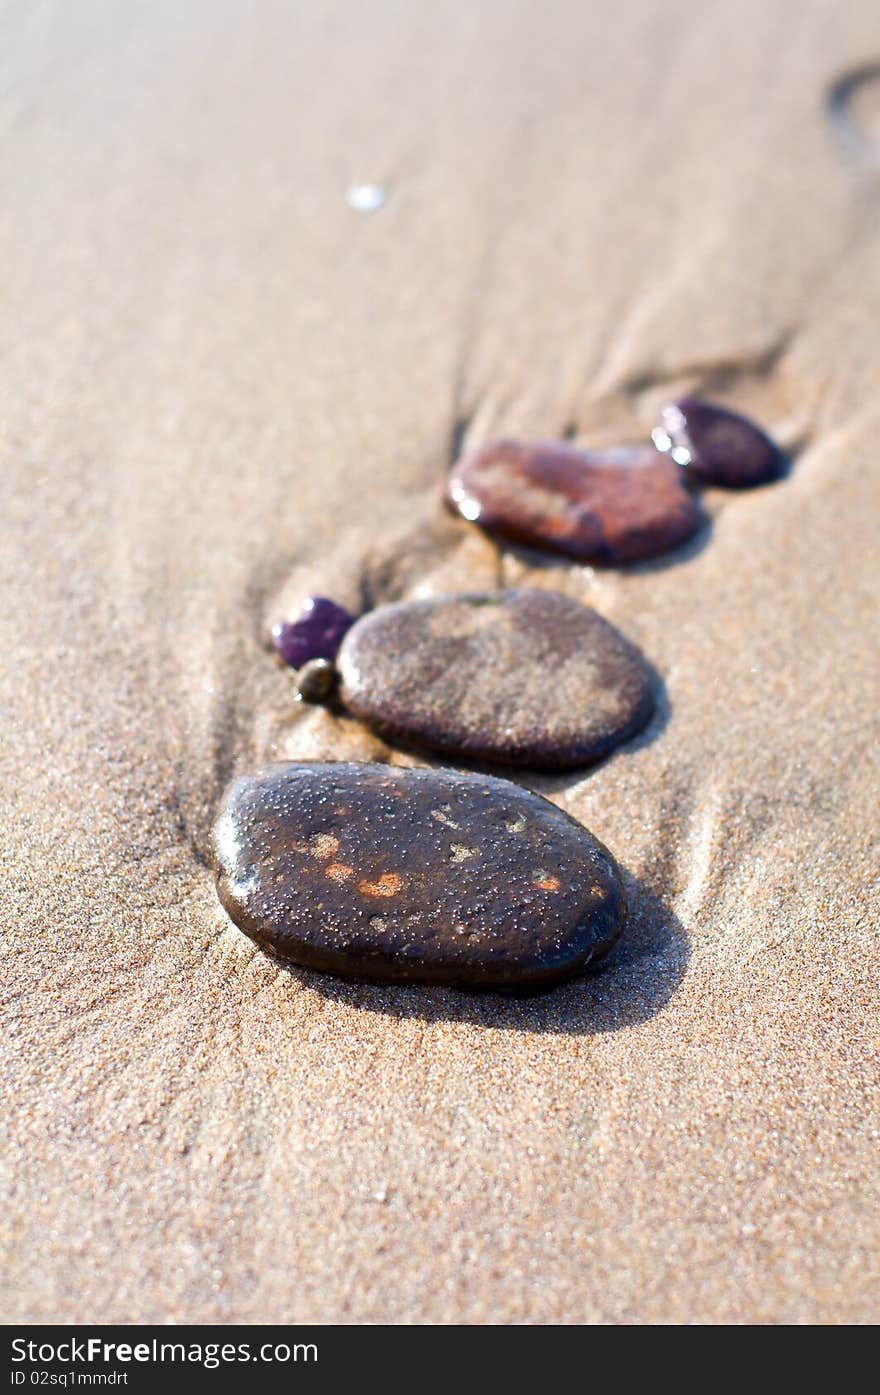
448, 439, 702, 564
214, 762, 625, 990
656, 397, 786, 488
336, 588, 655, 769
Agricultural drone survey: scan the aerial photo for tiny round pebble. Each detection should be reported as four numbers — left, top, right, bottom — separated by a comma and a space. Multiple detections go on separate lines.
296, 658, 337, 704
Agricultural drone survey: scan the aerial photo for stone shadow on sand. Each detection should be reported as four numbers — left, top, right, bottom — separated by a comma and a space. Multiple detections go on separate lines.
524, 674, 671, 802
293, 867, 689, 1035
826, 63, 880, 163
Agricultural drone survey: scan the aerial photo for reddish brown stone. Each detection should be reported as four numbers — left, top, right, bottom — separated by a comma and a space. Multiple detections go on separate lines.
448, 439, 702, 564
213, 761, 625, 990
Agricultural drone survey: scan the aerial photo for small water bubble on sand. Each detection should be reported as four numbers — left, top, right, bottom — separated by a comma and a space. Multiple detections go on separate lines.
345, 184, 387, 212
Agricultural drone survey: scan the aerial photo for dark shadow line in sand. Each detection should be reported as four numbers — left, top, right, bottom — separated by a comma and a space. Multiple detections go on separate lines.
448, 412, 473, 467
826, 63, 880, 162
619, 330, 794, 400
284, 866, 689, 1035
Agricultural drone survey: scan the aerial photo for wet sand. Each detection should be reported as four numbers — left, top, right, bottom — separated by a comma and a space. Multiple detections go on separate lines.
1, 0, 878, 1323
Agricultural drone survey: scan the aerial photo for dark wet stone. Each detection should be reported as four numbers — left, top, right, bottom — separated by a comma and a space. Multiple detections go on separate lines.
654, 397, 786, 488
271, 596, 354, 668
296, 658, 337, 704
448, 439, 702, 564
214, 761, 625, 990
336, 588, 655, 769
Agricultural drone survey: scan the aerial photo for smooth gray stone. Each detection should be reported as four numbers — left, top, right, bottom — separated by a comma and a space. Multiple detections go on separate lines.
336, 588, 655, 769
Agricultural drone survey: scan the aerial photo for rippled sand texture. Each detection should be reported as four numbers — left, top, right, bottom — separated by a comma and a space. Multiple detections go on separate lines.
1, 0, 878, 1324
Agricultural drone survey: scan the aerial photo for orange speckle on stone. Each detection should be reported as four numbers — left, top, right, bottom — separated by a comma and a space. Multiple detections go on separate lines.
357, 872, 403, 898
309, 832, 340, 859
325, 862, 354, 883
534, 875, 560, 892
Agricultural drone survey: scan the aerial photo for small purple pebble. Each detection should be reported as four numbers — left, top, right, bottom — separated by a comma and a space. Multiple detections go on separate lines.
271, 597, 355, 669
653, 396, 787, 488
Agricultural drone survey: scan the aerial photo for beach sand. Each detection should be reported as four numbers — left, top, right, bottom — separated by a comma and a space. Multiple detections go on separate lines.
1, 0, 878, 1323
